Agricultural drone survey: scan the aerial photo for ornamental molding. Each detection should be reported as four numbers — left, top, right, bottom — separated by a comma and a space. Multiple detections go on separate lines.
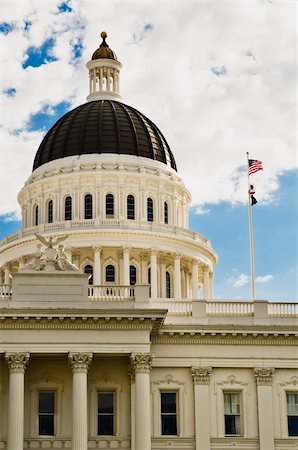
5, 352, 30, 373
277, 376, 298, 396
152, 374, 186, 392
254, 367, 275, 385
130, 352, 154, 374
215, 375, 250, 395
68, 352, 93, 372
192, 366, 212, 385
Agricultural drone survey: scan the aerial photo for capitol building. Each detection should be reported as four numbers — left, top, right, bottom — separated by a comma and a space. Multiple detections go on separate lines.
0, 33, 297, 450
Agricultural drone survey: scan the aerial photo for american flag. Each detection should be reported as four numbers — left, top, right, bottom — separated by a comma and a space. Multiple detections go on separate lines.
248, 159, 263, 175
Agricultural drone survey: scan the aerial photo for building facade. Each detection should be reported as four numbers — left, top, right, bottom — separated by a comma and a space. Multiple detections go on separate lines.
0, 33, 297, 450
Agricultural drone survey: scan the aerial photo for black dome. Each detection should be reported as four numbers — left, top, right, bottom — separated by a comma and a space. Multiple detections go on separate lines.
33, 100, 177, 171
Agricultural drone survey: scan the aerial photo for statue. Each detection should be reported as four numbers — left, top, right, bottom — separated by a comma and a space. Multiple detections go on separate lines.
35, 233, 69, 248
55, 245, 80, 272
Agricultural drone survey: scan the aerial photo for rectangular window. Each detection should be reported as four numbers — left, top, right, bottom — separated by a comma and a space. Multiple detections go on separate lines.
224, 392, 241, 436
161, 392, 177, 435
98, 392, 114, 435
287, 393, 298, 436
38, 392, 55, 436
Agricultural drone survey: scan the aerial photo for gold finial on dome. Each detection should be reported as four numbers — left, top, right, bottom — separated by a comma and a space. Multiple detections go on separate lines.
101, 31, 107, 40
91, 31, 117, 61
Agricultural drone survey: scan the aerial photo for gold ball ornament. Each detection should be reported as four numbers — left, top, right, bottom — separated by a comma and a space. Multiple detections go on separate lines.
101, 31, 107, 39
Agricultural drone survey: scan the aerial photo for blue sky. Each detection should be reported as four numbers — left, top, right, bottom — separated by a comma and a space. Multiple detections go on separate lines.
0, 1, 296, 301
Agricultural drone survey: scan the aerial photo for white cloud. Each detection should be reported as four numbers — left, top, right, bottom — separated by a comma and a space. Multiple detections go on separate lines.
193, 206, 210, 216
0, 1, 296, 216
229, 272, 274, 288
256, 274, 274, 283
230, 273, 250, 288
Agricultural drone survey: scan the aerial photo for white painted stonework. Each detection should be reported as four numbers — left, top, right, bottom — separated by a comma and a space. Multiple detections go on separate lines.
0, 35, 297, 450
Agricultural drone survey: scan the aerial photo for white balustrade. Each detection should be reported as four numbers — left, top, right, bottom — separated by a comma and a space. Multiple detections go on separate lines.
206, 301, 254, 316
150, 299, 193, 316
88, 285, 135, 301
268, 302, 298, 317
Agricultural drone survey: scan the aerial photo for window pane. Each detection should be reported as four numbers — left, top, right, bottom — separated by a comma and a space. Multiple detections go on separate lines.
147, 198, 153, 222
287, 393, 298, 414
106, 265, 115, 282
224, 393, 240, 414
65, 196, 72, 221
48, 200, 53, 223
161, 415, 177, 435
164, 202, 168, 224
106, 194, 114, 216
85, 194, 93, 219
35, 206, 39, 226
166, 271, 171, 298
98, 415, 114, 435
39, 415, 54, 436
39, 392, 54, 413
130, 265, 137, 285
84, 265, 93, 285
288, 416, 298, 436
161, 392, 176, 413
127, 195, 135, 220
98, 393, 114, 414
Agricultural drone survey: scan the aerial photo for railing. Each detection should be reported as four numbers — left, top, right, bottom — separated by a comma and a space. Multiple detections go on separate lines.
88, 285, 135, 301
267, 302, 298, 317
206, 301, 254, 316
150, 299, 193, 316
0, 220, 211, 248
0, 285, 12, 300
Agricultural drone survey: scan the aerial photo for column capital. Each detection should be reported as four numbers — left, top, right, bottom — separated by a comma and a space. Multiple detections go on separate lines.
150, 249, 159, 257
202, 264, 210, 273
5, 352, 30, 373
174, 253, 181, 260
140, 252, 149, 261
159, 256, 168, 265
191, 258, 199, 267
254, 367, 275, 385
68, 352, 93, 373
192, 366, 212, 385
93, 246, 102, 254
123, 246, 131, 254
130, 353, 153, 374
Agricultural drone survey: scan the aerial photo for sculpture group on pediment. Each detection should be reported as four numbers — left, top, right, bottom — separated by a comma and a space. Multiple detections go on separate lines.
22, 234, 80, 272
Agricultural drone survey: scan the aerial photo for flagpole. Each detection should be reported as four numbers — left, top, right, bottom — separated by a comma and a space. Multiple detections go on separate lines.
246, 152, 256, 302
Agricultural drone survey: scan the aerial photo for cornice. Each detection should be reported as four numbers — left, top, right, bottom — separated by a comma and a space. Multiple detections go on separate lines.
0, 309, 165, 334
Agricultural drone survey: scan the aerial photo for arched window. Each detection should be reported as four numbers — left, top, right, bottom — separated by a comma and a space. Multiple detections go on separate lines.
65, 196, 72, 221
127, 195, 135, 220
47, 200, 53, 223
147, 197, 154, 222
166, 271, 171, 298
34, 205, 39, 226
106, 264, 115, 283
106, 194, 114, 217
84, 264, 93, 285
164, 202, 168, 224
129, 265, 137, 285
84, 194, 93, 219
148, 267, 151, 297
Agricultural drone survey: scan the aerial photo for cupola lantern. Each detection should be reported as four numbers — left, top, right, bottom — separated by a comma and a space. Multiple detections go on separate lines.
86, 32, 122, 102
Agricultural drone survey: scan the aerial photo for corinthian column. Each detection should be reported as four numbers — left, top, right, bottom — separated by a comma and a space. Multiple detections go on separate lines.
68, 353, 93, 450
93, 246, 102, 285
254, 368, 275, 450
130, 353, 153, 450
174, 254, 181, 298
5, 352, 30, 450
150, 250, 158, 299
203, 265, 210, 299
123, 247, 130, 285
192, 367, 212, 450
192, 259, 199, 299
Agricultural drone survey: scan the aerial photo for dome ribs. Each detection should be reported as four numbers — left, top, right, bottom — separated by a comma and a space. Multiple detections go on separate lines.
109, 101, 121, 154
32, 100, 177, 172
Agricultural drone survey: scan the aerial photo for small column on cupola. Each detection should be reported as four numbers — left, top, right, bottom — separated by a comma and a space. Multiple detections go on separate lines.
86, 32, 122, 102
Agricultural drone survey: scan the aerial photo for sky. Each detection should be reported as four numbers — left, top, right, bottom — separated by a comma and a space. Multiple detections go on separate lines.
0, 0, 297, 301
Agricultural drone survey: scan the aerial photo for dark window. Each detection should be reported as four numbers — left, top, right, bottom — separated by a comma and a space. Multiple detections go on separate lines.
34, 205, 39, 226
106, 265, 115, 283
84, 264, 93, 285
127, 195, 135, 220
147, 197, 153, 222
166, 271, 171, 298
224, 393, 241, 436
287, 393, 298, 436
38, 392, 55, 436
65, 196, 72, 221
164, 202, 168, 224
161, 392, 177, 435
129, 265, 137, 285
84, 194, 93, 219
97, 392, 114, 435
48, 200, 53, 223
106, 194, 114, 217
